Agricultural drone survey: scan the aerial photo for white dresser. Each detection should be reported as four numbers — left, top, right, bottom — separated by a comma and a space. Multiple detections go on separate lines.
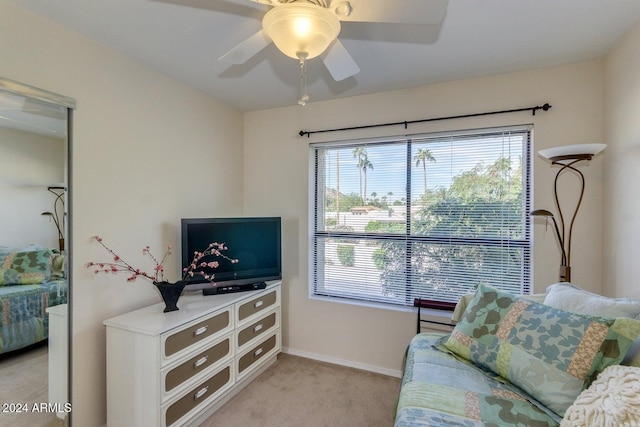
103, 281, 281, 427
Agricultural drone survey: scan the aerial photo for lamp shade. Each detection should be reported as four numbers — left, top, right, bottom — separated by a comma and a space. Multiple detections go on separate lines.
538, 143, 606, 163
530, 209, 554, 217
263, 3, 341, 60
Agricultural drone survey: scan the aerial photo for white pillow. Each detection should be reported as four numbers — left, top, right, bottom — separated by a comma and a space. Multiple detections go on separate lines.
561, 365, 640, 427
544, 282, 640, 320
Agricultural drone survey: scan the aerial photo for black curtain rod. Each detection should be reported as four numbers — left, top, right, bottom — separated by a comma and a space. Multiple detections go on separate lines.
298, 103, 552, 138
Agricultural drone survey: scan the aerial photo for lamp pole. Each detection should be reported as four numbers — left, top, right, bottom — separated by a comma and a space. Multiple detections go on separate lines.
551, 157, 589, 282
531, 143, 605, 283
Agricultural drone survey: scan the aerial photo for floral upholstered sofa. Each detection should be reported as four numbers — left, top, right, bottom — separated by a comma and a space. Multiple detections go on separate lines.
0, 247, 67, 354
395, 282, 640, 427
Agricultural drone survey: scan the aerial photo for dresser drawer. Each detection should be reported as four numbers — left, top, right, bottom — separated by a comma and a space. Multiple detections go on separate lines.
164, 364, 232, 427
237, 290, 278, 324
164, 334, 232, 394
237, 310, 278, 349
163, 308, 231, 359
237, 334, 278, 378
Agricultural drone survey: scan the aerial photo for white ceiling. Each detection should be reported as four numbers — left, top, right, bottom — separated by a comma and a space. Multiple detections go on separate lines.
9, 0, 640, 112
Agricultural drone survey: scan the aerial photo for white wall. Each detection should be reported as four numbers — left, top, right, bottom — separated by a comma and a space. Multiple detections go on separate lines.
244, 60, 605, 375
1, 2, 244, 426
603, 21, 640, 298
0, 127, 65, 249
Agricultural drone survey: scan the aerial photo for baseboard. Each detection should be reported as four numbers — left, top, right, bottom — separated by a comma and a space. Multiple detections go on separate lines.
281, 347, 402, 378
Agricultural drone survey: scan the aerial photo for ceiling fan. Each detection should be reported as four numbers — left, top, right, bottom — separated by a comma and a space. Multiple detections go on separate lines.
218, 0, 449, 104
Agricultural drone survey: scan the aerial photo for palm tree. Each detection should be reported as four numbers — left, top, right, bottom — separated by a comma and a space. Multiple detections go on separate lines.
361, 158, 373, 205
353, 148, 373, 205
414, 148, 436, 197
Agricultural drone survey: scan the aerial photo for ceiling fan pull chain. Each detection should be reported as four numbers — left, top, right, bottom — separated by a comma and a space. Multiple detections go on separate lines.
298, 53, 310, 106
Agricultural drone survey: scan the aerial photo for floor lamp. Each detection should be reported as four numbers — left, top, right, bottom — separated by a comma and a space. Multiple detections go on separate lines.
531, 143, 606, 282
41, 185, 66, 251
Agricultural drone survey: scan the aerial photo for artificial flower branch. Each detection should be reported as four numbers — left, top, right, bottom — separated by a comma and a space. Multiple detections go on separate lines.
87, 235, 237, 284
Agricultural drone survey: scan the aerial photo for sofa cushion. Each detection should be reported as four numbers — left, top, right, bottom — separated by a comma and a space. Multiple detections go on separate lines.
397, 333, 559, 427
0, 249, 52, 285
443, 283, 640, 418
50, 250, 66, 279
543, 282, 640, 369
544, 282, 640, 320
560, 365, 640, 427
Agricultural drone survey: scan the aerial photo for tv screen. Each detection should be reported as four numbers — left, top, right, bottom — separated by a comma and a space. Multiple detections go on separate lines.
181, 217, 281, 289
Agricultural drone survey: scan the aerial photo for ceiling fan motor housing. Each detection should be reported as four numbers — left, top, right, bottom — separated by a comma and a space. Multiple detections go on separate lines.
262, 3, 341, 59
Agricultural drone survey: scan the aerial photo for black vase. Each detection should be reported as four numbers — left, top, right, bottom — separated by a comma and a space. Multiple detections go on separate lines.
154, 280, 187, 313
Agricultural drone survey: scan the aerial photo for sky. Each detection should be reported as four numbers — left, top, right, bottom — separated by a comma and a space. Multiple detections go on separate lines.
321, 132, 526, 203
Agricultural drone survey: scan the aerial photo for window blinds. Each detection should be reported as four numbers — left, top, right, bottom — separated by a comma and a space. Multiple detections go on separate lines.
310, 126, 532, 308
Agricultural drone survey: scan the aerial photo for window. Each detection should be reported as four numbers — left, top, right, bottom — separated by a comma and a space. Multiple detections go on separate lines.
310, 126, 532, 308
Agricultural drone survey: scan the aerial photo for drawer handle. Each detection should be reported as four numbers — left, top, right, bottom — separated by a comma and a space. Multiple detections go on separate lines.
254, 348, 263, 358
193, 326, 208, 337
194, 386, 209, 400
194, 356, 208, 368
253, 324, 263, 333
254, 300, 264, 309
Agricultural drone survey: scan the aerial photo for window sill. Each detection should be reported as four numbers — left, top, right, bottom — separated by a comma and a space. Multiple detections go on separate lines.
309, 294, 456, 326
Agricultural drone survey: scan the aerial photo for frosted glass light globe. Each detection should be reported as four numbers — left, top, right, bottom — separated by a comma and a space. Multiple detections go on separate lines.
263, 3, 341, 60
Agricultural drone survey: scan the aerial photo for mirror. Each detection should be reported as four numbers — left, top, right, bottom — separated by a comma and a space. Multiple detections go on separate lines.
0, 77, 74, 427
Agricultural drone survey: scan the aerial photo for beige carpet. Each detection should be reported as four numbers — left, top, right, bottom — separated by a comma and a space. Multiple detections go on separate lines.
0, 343, 63, 427
200, 353, 401, 427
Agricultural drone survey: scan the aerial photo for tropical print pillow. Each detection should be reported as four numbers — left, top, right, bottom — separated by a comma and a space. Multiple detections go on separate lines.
0, 249, 52, 285
443, 283, 640, 418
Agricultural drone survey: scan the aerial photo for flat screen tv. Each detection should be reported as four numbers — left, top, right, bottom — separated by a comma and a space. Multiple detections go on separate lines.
181, 217, 281, 290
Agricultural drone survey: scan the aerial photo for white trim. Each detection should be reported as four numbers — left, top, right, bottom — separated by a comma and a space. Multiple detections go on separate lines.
309, 294, 415, 313
281, 347, 402, 378
309, 125, 534, 307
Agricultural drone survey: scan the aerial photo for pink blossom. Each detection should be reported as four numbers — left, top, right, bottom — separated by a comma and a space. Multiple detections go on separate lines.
88, 237, 236, 285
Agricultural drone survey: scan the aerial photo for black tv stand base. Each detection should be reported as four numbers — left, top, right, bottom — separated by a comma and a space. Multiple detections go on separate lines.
203, 282, 267, 295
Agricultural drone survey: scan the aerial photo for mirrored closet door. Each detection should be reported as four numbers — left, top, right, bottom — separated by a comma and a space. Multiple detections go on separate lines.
0, 77, 74, 427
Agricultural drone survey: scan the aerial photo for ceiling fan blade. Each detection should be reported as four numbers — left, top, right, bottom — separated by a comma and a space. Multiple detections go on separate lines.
218, 29, 272, 64
335, 0, 449, 25
322, 39, 360, 81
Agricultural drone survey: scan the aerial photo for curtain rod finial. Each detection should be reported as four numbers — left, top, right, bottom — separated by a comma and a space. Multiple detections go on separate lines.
533, 103, 552, 115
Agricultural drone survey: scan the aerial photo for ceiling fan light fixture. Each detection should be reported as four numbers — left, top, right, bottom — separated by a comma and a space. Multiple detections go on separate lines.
262, 3, 341, 60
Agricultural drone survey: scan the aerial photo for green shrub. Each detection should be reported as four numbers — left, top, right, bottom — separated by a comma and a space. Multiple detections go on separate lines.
365, 220, 406, 234
337, 244, 355, 267
372, 248, 387, 270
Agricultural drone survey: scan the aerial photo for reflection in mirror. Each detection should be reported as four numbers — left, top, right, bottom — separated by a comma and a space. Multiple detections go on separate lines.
0, 78, 74, 427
